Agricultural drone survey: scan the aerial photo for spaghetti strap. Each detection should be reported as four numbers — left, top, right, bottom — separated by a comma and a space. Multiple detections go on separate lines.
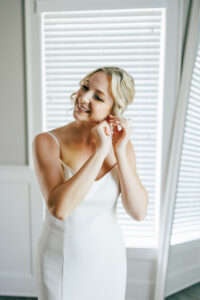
47, 131, 60, 151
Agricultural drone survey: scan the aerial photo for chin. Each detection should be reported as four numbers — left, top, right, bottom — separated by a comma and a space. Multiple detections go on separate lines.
73, 110, 82, 121
73, 110, 91, 123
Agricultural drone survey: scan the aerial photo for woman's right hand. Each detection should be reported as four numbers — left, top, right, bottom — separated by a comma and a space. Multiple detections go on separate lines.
90, 120, 113, 156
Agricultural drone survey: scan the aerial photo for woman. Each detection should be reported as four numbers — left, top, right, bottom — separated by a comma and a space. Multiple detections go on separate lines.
32, 66, 148, 300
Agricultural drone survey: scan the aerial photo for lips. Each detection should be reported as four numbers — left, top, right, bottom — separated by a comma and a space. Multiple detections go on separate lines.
77, 102, 90, 113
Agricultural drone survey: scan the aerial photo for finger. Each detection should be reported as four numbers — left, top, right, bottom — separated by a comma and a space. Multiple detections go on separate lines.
105, 124, 112, 135
109, 117, 120, 123
104, 126, 109, 135
111, 120, 121, 125
109, 121, 121, 129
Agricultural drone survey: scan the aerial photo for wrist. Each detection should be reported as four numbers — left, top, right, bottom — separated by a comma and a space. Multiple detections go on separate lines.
114, 147, 126, 158
95, 147, 108, 159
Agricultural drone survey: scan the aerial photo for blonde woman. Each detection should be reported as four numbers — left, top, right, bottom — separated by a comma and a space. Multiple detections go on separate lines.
32, 66, 148, 300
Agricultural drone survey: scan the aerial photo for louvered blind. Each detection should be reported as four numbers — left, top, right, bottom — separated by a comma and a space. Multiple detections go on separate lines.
42, 8, 165, 247
170, 36, 200, 245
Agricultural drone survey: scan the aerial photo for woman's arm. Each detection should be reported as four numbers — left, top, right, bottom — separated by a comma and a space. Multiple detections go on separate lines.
115, 140, 149, 221
32, 129, 110, 222
50, 148, 106, 220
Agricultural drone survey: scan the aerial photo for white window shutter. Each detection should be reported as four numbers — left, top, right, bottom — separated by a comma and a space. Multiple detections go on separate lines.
42, 8, 165, 247
171, 39, 200, 245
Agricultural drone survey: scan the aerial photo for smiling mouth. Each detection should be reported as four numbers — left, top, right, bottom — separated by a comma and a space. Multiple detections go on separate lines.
77, 103, 90, 113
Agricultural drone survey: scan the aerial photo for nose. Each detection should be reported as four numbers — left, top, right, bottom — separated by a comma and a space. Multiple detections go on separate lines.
80, 90, 93, 104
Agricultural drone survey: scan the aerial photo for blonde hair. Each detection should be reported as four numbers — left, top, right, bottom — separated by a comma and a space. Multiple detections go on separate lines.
69, 66, 135, 123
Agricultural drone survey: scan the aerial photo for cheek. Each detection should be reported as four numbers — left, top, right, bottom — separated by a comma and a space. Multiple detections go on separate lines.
76, 89, 82, 98
74, 93, 79, 103
91, 102, 109, 112
90, 102, 101, 110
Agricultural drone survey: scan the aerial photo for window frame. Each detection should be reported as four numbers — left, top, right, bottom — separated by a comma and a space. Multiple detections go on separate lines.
25, 0, 182, 255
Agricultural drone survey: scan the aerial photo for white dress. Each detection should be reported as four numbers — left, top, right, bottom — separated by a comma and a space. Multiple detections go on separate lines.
35, 131, 127, 300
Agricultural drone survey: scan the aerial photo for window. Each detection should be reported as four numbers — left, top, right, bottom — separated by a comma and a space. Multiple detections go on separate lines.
40, 7, 165, 248
171, 33, 200, 245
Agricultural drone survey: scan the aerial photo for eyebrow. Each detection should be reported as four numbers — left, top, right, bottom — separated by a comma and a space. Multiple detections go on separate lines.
86, 79, 106, 97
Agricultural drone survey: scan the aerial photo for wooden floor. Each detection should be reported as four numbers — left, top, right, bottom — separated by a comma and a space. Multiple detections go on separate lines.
0, 282, 199, 300
165, 282, 200, 300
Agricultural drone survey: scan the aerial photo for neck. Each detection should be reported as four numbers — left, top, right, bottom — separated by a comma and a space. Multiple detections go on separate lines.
72, 120, 98, 146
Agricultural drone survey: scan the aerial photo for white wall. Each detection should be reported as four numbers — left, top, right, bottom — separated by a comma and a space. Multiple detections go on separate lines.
0, 0, 27, 165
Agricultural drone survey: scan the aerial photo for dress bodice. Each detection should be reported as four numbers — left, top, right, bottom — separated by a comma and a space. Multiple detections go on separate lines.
44, 131, 121, 231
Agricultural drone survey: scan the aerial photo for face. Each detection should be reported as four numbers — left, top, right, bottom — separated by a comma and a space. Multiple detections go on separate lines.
73, 71, 114, 124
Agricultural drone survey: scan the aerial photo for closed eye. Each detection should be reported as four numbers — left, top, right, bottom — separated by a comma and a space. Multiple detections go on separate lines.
95, 95, 103, 102
82, 85, 104, 102
82, 85, 89, 90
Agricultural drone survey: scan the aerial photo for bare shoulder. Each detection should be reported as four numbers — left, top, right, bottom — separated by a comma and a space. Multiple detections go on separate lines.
32, 131, 65, 213
33, 131, 57, 146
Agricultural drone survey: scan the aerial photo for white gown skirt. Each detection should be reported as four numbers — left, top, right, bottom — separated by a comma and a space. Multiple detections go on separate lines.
35, 208, 127, 300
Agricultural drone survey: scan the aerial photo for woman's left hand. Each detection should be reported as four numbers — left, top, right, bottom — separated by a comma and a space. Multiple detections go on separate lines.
106, 115, 132, 155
